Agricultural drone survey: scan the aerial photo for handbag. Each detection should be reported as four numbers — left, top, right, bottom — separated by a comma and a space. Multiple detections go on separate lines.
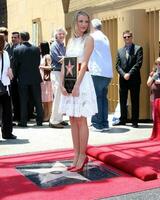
43, 69, 51, 81
0, 53, 7, 96
42, 55, 52, 81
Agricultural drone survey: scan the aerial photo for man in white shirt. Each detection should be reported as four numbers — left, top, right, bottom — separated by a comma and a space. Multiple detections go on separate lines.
89, 19, 113, 132
49, 28, 68, 128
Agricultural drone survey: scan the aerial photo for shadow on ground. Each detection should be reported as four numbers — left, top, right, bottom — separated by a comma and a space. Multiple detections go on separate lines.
0, 139, 29, 145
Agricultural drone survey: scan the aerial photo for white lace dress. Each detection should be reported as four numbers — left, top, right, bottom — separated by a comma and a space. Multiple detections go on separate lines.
59, 36, 98, 117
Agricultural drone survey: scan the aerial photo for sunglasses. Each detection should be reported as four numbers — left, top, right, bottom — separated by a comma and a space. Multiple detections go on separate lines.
123, 36, 132, 39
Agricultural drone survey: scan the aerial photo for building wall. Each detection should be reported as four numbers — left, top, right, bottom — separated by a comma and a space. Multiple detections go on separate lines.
7, 0, 65, 44
68, 0, 160, 15
0, 0, 7, 27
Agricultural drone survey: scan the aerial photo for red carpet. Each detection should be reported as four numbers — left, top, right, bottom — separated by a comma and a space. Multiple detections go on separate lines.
1, 149, 160, 200
1, 99, 160, 200
87, 99, 160, 181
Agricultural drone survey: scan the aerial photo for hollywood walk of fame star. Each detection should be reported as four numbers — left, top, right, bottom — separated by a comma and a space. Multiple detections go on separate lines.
17, 159, 119, 188
22, 161, 89, 186
65, 60, 74, 76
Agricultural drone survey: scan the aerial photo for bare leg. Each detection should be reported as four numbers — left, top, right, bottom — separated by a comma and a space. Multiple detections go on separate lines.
70, 116, 80, 166
47, 101, 52, 120
43, 102, 48, 121
76, 117, 89, 168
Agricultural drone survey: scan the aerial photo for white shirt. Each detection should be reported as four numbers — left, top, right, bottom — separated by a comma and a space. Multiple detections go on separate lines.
88, 30, 113, 78
0, 50, 11, 86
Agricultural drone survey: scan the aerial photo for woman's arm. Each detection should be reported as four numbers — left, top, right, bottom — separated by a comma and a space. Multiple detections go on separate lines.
147, 75, 154, 87
4, 51, 13, 80
147, 71, 159, 87
39, 65, 52, 71
60, 62, 68, 96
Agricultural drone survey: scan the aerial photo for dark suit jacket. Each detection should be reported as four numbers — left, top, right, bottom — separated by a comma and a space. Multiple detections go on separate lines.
116, 44, 143, 85
4, 42, 11, 56
13, 42, 42, 85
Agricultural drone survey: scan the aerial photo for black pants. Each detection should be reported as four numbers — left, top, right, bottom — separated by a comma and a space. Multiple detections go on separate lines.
0, 93, 13, 137
18, 84, 43, 125
10, 78, 20, 121
119, 83, 140, 124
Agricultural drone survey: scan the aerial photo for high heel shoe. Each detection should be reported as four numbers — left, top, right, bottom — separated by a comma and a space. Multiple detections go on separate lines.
70, 157, 88, 172
67, 165, 76, 171
67, 154, 79, 171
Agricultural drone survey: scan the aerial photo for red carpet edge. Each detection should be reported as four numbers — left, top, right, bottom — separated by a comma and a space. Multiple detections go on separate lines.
87, 99, 160, 181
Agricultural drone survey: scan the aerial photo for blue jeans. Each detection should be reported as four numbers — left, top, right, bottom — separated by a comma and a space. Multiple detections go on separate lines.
91, 76, 111, 129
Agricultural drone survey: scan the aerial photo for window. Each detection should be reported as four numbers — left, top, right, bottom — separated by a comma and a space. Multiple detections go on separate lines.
32, 18, 42, 46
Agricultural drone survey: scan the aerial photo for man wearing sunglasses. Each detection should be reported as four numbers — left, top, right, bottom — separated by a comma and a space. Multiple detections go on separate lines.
114, 30, 143, 128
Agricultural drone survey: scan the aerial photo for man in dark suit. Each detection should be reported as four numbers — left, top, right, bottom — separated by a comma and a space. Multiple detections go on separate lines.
13, 32, 43, 127
9, 32, 20, 122
115, 30, 143, 128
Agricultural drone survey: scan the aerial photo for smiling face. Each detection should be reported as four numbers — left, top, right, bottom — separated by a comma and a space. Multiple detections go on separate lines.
11, 33, 20, 45
73, 11, 90, 37
56, 31, 66, 43
76, 15, 89, 36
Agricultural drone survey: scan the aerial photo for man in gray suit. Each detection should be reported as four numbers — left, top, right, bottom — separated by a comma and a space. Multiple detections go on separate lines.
13, 32, 43, 127
115, 30, 143, 128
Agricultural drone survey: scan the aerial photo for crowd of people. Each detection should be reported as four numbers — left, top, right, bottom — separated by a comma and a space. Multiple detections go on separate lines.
0, 27, 69, 133
1, 9, 155, 172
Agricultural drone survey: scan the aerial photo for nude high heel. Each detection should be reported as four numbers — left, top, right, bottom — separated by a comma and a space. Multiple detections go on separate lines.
67, 154, 79, 171
70, 156, 88, 172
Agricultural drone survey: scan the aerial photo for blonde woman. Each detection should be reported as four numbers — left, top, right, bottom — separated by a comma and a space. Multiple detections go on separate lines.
59, 11, 98, 172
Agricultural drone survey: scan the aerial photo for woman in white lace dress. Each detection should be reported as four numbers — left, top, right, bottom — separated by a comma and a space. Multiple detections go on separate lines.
59, 11, 98, 172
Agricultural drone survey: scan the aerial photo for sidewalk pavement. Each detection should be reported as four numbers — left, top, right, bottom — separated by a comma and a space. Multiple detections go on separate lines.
0, 115, 156, 200
0, 115, 152, 156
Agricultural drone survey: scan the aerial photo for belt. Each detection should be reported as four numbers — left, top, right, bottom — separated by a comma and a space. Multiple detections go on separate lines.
78, 63, 89, 71
53, 68, 61, 72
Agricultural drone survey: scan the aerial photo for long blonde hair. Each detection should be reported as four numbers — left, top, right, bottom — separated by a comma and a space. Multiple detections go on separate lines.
71, 10, 90, 38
